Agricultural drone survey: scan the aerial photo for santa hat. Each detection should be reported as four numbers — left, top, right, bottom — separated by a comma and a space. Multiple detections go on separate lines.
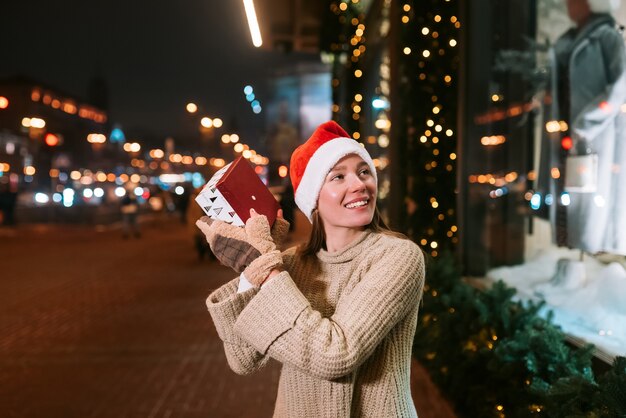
289, 121, 377, 222
588, 0, 620, 13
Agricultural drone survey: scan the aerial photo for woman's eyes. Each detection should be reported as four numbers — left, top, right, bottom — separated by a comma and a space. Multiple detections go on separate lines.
330, 169, 370, 181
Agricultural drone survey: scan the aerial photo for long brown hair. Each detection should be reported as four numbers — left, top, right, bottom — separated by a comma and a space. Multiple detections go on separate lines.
297, 206, 408, 257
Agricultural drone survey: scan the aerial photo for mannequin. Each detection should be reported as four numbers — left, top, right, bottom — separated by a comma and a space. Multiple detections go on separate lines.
541, 0, 626, 286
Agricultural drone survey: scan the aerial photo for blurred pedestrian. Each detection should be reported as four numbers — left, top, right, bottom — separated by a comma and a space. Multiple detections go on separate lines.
120, 191, 140, 238
197, 121, 425, 417
176, 185, 190, 224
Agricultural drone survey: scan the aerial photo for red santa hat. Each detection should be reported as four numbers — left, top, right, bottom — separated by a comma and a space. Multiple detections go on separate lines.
289, 121, 377, 222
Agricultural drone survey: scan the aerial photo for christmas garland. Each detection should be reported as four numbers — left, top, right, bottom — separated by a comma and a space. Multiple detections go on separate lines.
413, 252, 626, 417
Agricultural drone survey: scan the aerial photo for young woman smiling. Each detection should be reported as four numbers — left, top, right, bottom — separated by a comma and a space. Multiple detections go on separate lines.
198, 121, 425, 417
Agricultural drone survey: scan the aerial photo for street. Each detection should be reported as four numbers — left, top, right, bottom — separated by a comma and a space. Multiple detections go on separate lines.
0, 214, 454, 418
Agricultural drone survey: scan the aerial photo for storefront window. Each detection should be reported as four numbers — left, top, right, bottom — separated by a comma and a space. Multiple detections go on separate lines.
461, 0, 626, 360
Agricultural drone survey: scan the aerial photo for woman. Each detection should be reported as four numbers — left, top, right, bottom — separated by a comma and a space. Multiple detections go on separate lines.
197, 121, 425, 417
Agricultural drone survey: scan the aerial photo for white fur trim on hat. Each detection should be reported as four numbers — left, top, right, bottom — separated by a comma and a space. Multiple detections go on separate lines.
588, 0, 620, 13
294, 137, 377, 222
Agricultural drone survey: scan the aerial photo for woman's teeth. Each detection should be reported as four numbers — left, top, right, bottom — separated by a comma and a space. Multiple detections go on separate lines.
345, 200, 367, 209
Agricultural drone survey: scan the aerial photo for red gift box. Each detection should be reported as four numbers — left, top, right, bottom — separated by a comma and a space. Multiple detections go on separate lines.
195, 156, 280, 226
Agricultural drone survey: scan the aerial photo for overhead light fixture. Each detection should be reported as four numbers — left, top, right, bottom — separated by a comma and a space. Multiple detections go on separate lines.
243, 0, 263, 47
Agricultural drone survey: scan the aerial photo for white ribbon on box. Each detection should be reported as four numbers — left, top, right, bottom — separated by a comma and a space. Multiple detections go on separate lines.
564, 153, 598, 193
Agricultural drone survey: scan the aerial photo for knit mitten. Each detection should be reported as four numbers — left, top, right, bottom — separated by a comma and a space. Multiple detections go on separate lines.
241, 214, 283, 286
195, 215, 288, 275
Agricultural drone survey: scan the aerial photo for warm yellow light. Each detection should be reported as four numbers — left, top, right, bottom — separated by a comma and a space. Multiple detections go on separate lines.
421, 27, 429, 35
230, 134, 239, 143
24, 166, 36, 176
242, 150, 252, 159
449, 39, 457, 47
243, 0, 263, 47
402, 15, 409, 23
450, 153, 457, 160
200, 117, 213, 128
213, 118, 223, 128
353, 105, 361, 113
354, 94, 363, 102
434, 15, 441, 22
423, 50, 431, 58
130, 174, 141, 183
221, 135, 230, 144
432, 106, 440, 114
0, 96, 9, 109
234, 143, 244, 153
195, 156, 207, 165
339, 2, 348, 11
427, 119, 434, 127
403, 47, 411, 55
278, 165, 288, 178
87, 133, 106, 144
551, 168, 561, 179
70, 170, 81, 180
186, 103, 198, 113
354, 69, 363, 77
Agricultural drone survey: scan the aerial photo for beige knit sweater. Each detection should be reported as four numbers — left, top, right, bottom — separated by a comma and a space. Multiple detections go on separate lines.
207, 230, 425, 417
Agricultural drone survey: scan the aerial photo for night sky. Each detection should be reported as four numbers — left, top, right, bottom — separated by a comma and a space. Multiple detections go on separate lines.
1, 0, 319, 145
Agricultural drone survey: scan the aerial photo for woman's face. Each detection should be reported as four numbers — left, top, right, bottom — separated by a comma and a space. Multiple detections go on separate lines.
317, 154, 376, 231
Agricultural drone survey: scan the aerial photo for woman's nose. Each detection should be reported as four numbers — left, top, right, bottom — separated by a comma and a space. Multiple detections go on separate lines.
348, 174, 366, 191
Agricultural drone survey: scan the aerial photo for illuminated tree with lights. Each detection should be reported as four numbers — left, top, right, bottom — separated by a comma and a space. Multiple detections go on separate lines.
396, 0, 460, 256
321, 0, 460, 258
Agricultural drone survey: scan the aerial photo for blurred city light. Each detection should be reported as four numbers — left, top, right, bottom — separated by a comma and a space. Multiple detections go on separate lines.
115, 187, 126, 197
186, 102, 198, 113
200, 117, 213, 128
530, 193, 541, 210
174, 186, 185, 195
45, 133, 60, 146
0, 96, 9, 109
243, 85, 253, 95
110, 127, 126, 143
35, 193, 49, 204
63, 189, 75, 207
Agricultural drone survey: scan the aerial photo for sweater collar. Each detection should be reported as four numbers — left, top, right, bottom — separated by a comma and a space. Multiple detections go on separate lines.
316, 229, 377, 264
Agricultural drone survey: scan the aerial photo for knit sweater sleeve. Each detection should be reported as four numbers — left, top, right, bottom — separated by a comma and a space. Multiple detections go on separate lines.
206, 277, 269, 375
233, 239, 425, 380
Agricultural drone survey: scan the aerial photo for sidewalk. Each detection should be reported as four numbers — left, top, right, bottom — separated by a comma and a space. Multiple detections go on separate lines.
0, 212, 455, 418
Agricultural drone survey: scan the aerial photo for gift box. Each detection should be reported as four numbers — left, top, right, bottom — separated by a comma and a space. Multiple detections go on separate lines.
195, 156, 280, 226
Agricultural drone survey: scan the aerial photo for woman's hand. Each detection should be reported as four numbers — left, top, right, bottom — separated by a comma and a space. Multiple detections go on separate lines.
195, 208, 288, 284
195, 217, 261, 273
241, 209, 284, 286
